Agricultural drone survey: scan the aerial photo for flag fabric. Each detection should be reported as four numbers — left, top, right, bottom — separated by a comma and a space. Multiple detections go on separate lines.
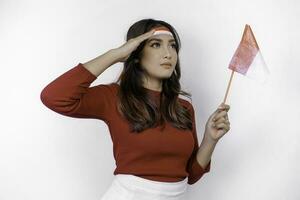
228, 24, 270, 83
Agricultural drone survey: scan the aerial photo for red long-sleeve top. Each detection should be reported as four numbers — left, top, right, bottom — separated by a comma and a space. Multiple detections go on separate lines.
40, 63, 211, 185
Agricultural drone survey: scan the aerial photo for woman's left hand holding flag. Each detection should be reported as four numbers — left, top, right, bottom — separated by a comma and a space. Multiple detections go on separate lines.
204, 103, 231, 143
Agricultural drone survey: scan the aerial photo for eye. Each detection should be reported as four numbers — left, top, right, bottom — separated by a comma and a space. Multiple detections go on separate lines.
171, 43, 177, 49
150, 42, 160, 48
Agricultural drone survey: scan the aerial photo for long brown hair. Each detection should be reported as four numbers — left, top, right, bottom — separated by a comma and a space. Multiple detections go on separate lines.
115, 18, 193, 133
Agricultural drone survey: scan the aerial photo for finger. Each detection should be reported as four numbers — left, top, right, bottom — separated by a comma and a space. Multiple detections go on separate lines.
214, 117, 227, 124
213, 122, 226, 129
218, 103, 230, 111
213, 111, 228, 122
214, 121, 230, 130
215, 106, 229, 117
214, 123, 230, 131
216, 119, 230, 126
219, 103, 230, 109
136, 29, 155, 43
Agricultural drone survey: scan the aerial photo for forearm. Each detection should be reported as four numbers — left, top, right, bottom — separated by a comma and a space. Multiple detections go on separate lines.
196, 134, 218, 169
82, 49, 121, 77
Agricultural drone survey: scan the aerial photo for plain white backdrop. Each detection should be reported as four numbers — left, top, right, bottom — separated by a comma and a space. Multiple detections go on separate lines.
1, 0, 299, 199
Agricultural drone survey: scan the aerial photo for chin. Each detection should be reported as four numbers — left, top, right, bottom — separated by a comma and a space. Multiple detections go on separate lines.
159, 73, 173, 79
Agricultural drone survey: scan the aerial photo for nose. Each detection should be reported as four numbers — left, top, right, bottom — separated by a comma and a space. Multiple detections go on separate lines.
163, 46, 172, 59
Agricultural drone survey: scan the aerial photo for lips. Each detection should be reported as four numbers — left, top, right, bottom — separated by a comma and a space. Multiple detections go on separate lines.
161, 62, 172, 67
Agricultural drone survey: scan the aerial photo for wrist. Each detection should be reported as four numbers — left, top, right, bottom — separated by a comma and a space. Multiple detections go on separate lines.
202, 133, 218, 146
109, 48, 127, 63
108, 49, 122, 63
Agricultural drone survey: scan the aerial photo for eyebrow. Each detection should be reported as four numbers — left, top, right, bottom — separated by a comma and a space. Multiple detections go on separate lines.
147, 38, 176, 43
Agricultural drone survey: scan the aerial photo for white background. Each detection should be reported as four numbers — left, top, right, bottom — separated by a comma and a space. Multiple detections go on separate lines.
1, 0, 299, 199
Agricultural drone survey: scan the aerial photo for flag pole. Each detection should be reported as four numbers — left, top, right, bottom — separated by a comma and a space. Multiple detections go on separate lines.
223, 70, 235, 104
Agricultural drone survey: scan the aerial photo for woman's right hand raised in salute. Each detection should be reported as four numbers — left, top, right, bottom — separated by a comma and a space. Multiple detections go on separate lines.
113, 29, 155, 63
82, 29, 155, 77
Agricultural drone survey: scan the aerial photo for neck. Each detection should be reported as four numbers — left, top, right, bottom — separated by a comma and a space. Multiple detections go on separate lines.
142, 77, 162, 92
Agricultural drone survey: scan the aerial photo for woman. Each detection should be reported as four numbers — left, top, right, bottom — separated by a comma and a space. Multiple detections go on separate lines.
40, 18, 230, 200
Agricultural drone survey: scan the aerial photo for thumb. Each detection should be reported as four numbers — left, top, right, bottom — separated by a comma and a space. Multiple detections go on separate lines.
209, 110, 218, 122
209, 106, 223, 121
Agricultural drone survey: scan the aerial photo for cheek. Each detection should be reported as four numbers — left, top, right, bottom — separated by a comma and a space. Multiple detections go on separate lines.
173, 52, 178, 61
141, 52, 160, 66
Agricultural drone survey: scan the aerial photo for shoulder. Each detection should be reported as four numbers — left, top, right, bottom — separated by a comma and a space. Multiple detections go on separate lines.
178, 95, 194, 113
87, 82, 119, 102
94, 82, 119, 93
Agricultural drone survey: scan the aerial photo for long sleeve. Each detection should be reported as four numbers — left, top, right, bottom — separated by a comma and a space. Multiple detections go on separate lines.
40, 63, 115, 122
186, 103, 211, 185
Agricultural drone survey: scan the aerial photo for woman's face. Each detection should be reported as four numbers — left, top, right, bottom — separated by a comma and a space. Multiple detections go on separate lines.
139, 29, 178, 82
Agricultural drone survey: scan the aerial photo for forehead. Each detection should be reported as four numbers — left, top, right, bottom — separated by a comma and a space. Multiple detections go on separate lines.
147, 34, 175, 43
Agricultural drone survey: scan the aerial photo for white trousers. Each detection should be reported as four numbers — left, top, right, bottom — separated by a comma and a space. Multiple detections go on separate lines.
100, 174, 188, 200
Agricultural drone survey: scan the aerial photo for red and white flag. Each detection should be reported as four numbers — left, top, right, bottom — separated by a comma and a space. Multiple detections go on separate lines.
228, 24, 270, 83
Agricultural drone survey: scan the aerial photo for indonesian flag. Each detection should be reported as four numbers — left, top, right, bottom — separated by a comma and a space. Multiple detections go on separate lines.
228, 24, 270, 83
